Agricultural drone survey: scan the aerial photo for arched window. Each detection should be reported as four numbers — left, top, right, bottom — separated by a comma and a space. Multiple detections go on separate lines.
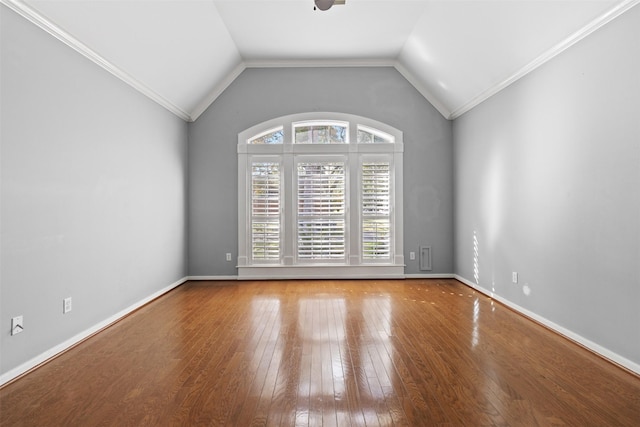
237, 113, 404, 279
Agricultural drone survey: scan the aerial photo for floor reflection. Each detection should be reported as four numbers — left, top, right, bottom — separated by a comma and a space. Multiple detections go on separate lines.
472, 298, 480, 348
249, 289, 396, 423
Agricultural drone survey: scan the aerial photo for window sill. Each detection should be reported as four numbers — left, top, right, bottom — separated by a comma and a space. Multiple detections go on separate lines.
237, 264, 405, 280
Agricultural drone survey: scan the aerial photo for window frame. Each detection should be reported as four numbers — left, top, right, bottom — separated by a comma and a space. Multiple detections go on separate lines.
295, 155, 349, 264
359, 155, 394, 263
237, 112, 404, 279
249, 156, 283, 263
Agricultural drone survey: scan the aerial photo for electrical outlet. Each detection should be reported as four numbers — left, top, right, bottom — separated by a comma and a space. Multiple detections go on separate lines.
11, 316, 24, 336
63, 297, 72, 314
409, 251, 416, 260
226, 253, 232, 262
512, 272, 518, 284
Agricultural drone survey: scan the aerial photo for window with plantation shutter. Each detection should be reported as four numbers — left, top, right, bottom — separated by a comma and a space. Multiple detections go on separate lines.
251, 161, 281, 261
237, 113, 404, 279
362, 161, 391, 260
297, 161, 346, 260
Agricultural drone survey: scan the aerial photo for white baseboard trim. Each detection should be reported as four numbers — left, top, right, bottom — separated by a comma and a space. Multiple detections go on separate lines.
454, 274, 640, 376
188, 274, 455, 281
0, 276, 188, 387
404, 273, 455, 279
187, 275, 239, 281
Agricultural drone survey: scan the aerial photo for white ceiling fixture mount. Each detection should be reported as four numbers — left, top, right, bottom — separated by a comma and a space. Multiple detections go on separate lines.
314, 0, 345, 12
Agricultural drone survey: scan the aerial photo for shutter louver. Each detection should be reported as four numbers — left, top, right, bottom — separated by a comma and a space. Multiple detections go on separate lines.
362, 161, 391, 260
297, 162, 346, 260
252, 162, 280, 260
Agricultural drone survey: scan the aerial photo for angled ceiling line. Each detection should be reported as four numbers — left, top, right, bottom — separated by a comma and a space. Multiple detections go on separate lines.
390, 2, 454, 119
1, 0, 193, 122
4, 0, 638, 124
189, 59, 400, 122
448, 0, 640, 119
189, 61, 246, 122
243, 59, 396, 69
392, 61, 452, 119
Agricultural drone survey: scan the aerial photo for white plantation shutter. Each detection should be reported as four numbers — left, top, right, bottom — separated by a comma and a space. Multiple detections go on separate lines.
238, 113, 403, 277
251, 161, 281, 260
297, 161, 346, 260
362, 161, 391, 260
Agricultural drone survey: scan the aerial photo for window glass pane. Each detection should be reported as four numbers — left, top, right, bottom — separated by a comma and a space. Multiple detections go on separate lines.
252, 162, 280, 260
249, 127, 284, 144
357, 126, 394, 144
357, 130, 373, 144
297, 162, 346, 259
294, 122, 347, 144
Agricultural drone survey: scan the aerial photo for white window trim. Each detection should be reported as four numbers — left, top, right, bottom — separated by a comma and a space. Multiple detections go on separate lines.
249, 156, 283, 263
295, 155, 348, 264
238, 112, 404, 280
359, 155, 394, 264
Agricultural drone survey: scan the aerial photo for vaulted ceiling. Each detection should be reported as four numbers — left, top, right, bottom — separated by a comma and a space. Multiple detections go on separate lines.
5, 0, 638, 122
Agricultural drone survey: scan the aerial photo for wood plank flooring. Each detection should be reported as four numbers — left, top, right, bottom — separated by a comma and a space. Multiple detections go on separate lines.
1, 279, 639, 426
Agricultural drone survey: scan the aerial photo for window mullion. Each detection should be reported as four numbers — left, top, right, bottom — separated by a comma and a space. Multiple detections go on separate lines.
348, 150, 359, 265
282, 152, 295, 265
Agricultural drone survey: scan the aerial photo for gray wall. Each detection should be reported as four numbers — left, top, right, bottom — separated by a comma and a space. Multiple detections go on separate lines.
1, 6, 188, 376
188, 67, 453, 276
453, 6, 640, 365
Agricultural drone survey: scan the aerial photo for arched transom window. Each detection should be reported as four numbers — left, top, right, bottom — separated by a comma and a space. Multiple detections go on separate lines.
237, 112, 404, 279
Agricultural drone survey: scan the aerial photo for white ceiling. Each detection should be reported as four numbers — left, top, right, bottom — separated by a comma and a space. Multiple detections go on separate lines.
5, 0, 638, 121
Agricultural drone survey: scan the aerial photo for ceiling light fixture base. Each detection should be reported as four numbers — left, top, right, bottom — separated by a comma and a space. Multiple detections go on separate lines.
314, 0, 345, 11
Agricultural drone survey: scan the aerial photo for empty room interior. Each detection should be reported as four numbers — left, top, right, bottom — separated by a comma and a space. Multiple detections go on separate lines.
1, 0, 639, 425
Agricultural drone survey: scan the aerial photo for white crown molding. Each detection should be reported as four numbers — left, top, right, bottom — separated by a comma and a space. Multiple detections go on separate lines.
5, 0, 638, 124
454, 275, 640, 376
392, 61, 453, 120
1, 0, 193, 122
244, 58, 396, 69
448, 0, 640, 120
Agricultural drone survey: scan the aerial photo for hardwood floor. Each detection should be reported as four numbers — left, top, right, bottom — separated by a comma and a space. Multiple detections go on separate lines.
1, 279, 638, 426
